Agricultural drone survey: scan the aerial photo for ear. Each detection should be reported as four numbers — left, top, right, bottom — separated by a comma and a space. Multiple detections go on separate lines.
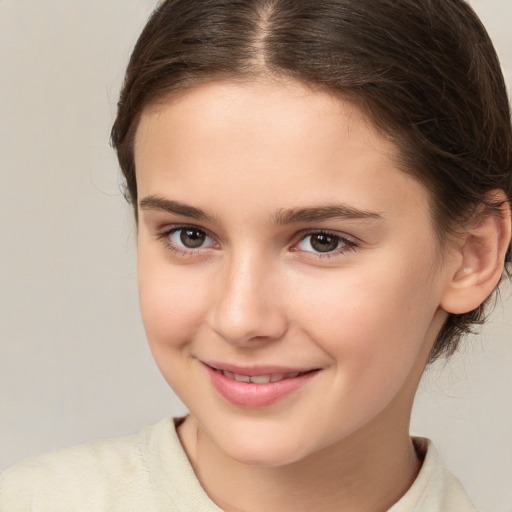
440, 191, 512, 315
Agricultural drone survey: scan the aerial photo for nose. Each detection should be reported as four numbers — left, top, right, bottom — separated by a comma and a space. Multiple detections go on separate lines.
207, 252, 288, 346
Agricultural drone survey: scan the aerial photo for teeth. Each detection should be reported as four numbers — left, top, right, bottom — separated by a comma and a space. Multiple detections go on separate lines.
220, 370, 303, 383
251, 375, 271, 384
234, 373, 251, 383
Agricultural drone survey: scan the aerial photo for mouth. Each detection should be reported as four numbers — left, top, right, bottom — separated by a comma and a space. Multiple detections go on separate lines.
202, 362, 320, 407
211, 367, 311, 384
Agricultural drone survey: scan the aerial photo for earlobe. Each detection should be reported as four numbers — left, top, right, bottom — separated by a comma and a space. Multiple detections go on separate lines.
440, 193, 512, 315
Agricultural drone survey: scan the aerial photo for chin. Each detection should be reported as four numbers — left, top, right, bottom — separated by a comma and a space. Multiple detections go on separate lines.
200, 416, 319, 468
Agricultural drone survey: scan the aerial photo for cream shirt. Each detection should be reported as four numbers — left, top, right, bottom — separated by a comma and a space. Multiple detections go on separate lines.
0, 418, 478, 511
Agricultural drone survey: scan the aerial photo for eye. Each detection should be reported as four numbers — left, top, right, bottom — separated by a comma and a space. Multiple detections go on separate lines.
172, 227, 208, 248
295, 231, 355, 254
160, 226, 217, 253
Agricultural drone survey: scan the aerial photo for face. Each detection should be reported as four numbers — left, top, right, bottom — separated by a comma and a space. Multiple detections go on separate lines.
135, 80, 452, 467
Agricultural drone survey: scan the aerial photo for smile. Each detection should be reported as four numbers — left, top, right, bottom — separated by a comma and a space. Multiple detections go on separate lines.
203, 362, 320, 407
216, 369, 303, 384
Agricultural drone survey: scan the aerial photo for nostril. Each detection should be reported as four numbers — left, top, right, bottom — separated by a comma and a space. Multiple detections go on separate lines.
208, 302, 288, 346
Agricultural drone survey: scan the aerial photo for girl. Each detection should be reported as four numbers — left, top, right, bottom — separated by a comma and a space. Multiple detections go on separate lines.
1, 0, 511, 510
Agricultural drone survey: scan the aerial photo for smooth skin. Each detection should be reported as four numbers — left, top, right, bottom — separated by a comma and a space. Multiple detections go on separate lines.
134, 79, 510, 512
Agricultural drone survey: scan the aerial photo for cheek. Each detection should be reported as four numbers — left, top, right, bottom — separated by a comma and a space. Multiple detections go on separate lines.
137, 256, 209, 350
293, 272, 438, 429
293, 263, 439, 380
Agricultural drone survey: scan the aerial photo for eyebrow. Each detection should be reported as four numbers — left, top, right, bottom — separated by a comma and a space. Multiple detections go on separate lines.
139, 195, 218, 223
272, 205, 384, 224
139, 195, 384, 225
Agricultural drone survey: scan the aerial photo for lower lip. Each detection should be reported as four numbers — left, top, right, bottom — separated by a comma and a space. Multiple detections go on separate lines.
205, 365, 319, 408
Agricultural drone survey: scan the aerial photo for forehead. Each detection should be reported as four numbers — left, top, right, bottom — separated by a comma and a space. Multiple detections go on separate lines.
134, 79, 431, 226
135, 79, 394, 159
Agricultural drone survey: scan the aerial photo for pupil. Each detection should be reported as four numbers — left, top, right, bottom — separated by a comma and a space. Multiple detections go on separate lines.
311, 234, 338, 253
180, 229, 206, 248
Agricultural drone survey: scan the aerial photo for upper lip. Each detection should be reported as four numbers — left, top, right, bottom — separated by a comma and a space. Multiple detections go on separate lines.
202, 361, 319, 376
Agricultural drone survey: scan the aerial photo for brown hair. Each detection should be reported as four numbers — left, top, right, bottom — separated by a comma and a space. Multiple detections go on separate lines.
111, 0, 512, 361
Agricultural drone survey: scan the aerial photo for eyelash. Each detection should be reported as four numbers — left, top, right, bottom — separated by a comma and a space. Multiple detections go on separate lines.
294, 230, 358, 259
156, 225, 358, 259
157, 225, 217, 256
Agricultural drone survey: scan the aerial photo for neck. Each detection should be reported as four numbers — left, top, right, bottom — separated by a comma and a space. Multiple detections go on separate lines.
178, 409, 422, 512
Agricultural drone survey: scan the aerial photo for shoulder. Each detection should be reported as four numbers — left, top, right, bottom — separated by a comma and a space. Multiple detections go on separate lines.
0, 420, 172, 511
421, 438, 479, 511
389, 438, 479, 512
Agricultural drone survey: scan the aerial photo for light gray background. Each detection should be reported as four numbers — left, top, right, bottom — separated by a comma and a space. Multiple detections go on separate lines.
0, 1, 510, 511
